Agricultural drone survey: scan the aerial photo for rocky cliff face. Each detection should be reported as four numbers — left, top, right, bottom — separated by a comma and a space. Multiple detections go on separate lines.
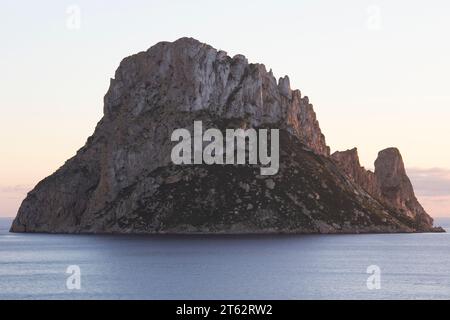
330, 148, 381, 198
105, 38, 329, 156
332, 148, 436, 231
10, 37, 442, 234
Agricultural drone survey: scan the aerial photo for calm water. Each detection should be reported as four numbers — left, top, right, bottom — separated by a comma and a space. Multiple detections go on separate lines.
1, 217, 450, 300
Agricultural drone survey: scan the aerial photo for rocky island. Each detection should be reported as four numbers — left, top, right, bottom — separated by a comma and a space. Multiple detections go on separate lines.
10, 37, 444, 234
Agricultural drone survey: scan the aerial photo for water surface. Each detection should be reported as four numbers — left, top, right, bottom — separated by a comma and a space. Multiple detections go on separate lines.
1, 217, 450, 299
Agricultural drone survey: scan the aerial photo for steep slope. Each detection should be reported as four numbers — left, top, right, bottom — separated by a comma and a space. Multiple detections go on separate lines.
332, 148, 439, 231
10, 37, 441, 234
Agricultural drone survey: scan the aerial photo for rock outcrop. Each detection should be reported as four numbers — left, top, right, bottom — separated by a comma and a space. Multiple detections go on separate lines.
330, 148, 381, 198
10, 37, 442, 234
332, 148, 439, 231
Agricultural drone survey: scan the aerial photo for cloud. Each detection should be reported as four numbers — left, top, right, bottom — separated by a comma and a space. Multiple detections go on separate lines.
0, 185, 32, 217
418, 196, 450, 218
407, 168, 450, 197
407, 168, 450, 217
0, 185, 33, 194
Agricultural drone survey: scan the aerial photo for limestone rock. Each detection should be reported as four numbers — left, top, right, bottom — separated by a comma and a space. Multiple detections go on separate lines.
331, 148, 380, 198
332, 147, 440, 231
375, 148, 435, 228
10, 37, 441, 234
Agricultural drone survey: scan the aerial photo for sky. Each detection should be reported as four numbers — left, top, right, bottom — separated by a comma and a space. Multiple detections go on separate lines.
1, 0, 450, 217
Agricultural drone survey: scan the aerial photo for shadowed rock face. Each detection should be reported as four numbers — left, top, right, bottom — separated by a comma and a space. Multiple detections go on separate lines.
10, 37, 442, 234
332, 148, 437, 231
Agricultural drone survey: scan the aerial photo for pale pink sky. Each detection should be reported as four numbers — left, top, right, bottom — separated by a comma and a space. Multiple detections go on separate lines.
1, 1, 450, 218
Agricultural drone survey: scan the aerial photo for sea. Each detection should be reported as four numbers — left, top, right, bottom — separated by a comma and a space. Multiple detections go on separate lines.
1, 217, 450, 300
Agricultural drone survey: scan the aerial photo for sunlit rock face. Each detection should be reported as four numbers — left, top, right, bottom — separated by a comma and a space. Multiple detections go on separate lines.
332, 147, 437, 231
331, 148, 381, 198
104, 37, 329, 156
10, 38, 442, 234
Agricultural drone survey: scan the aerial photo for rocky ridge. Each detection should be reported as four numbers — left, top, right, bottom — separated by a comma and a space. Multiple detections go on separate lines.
332, 148, 437, 230
10, 37, 442, 234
